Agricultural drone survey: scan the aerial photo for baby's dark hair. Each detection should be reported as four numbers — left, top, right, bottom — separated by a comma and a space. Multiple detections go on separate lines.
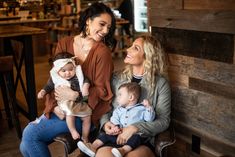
53, 52, 74, 62
118, 82, 141, 101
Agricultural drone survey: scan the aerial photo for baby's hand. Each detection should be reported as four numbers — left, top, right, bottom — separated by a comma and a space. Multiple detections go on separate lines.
82, 82, 90, 96
110, 125, 122, 135
142, 99, 151, 108
37, 89, 46, 99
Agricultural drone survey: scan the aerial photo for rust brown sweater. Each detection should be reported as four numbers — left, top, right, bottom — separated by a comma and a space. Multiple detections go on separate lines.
44, 36, 114, 126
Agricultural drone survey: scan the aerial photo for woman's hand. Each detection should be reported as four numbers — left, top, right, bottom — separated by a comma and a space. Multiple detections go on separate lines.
55, 86, 79, 101
53, 106, 65, 120
82, 82, 90, 96
116, 125, 138, 145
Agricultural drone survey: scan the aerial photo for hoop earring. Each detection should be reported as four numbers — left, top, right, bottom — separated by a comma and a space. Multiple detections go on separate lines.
85, 25, 90, 36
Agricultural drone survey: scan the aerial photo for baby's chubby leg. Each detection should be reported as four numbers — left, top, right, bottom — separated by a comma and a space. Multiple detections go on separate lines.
66, 115, 80, 140
81, 116, 91, 143
54, 106, 65, 120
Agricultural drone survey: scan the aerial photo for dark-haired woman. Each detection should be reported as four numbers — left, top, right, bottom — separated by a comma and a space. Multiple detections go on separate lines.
20, 2, 116, 157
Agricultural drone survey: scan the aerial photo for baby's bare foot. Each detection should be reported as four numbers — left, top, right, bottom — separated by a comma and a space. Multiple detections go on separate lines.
82, 136, 89, 143
71, 130, 80, 140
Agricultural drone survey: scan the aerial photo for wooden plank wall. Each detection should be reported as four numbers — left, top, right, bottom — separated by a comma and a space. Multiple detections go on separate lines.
148, 0, 235, 156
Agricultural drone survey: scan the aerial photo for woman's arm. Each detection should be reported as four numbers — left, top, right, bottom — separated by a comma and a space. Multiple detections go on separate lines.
133, 77, 171, 136
115, 77, 171, 145
99, 72, 123, 130
87, 45, 114, 109
54, 86, 79, 102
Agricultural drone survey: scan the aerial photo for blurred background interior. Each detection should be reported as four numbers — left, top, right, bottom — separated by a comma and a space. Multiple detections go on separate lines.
0, 0, 147, 156
1, 0, 235, 157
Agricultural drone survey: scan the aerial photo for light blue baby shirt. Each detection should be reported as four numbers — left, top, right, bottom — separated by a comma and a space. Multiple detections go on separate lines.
110, 103, 155, 128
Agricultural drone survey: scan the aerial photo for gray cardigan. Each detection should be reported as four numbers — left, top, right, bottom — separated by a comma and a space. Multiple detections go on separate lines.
100, 72, 171, 146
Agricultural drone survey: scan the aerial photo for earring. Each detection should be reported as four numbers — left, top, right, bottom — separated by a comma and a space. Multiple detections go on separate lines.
85, 25, 90, 36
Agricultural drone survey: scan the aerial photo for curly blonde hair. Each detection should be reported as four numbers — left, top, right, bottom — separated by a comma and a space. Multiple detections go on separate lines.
120, 35, 168, 97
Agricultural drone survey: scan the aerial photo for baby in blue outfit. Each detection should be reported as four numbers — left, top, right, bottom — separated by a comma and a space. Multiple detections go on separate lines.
77, 82, 155, 157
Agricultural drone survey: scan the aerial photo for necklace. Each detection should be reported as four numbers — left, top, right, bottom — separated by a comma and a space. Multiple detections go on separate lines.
133, 70, 147, 78
74, 35, 94, 57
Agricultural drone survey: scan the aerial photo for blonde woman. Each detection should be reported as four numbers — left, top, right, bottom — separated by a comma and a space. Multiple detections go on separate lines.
96, 35, 171, 157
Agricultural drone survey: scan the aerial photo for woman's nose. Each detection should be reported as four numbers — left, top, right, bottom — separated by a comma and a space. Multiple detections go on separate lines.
103, 27, 109, 34
126, 46, 131, 52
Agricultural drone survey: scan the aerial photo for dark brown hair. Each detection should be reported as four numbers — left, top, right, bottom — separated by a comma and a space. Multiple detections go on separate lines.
77, 2, 116, 48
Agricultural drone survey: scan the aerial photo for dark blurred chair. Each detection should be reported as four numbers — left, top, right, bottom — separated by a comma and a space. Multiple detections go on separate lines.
54, 123, 175, 157
155, 123, 176, 157
0, 55, 22, 138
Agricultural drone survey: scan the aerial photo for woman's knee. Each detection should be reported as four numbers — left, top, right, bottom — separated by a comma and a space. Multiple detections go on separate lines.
96, 146, 113, 157
125, 145, 155, 157
21, 123, 37, 141
19, 139, 29, 157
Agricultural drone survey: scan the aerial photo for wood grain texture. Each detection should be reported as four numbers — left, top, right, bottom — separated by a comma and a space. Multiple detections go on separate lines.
168, 135, 225, 157
168, 69, 189, 87
152, 27, 234, 63
234, 36, 235, 64
184, 0, 235, 10
172, 87, 235, 149
168, 54, 235, 86
189, 77, 235, 100
149, 9, 235, 34
149, 0, 183, 9
173, 119, 235, 156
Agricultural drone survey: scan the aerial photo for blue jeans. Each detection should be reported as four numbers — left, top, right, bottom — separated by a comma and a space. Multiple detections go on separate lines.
20, 113, 82, 157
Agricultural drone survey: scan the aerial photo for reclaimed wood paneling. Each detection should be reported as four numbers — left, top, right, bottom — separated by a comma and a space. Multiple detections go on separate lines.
173, 119, 235, 156
184, 0, 235, 10
168, 54, 235, 86
149, 0, 183, 9
149, 0, 235, 156
189, 77, 235, 100
172, 87, 235, 150
168, 135, 225, 157
234, 36, 235, 64
149, 9, 235, 34
168, 71, 189, 87
152, 28, 234, 63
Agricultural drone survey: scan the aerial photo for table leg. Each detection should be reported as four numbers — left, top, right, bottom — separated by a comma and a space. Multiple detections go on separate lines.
23, 36, 38, 120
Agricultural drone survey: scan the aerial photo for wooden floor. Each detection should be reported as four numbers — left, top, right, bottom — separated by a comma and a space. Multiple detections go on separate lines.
0, 53, 124, 157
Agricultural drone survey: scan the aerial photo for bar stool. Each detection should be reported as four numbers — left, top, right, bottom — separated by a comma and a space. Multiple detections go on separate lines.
0, 55, 22, 138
